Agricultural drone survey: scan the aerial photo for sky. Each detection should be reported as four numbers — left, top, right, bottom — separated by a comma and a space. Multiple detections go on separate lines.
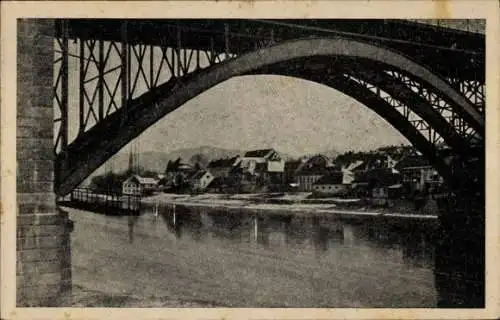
58, 40, 409, 160
137, 75, 409, 157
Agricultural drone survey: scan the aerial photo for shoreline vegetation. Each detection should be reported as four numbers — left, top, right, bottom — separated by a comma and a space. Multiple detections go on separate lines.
141, 192, 439, 220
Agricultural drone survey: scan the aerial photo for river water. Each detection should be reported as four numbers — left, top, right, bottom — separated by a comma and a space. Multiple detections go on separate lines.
68, 202, 438, 307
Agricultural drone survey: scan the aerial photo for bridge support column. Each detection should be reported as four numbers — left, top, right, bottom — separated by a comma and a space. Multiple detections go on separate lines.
435, 185, 485, 307
17, 19, 73, 307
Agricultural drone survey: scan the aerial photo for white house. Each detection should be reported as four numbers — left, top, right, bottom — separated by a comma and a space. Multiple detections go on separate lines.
232, 148, 285, 185
235, 149, 285, 172
341, 160, 364, 184
190, 170, 215, 192
122, 175, 159, 195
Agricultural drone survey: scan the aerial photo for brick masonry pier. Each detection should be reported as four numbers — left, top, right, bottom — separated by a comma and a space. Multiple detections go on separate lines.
16, 19, 73, 307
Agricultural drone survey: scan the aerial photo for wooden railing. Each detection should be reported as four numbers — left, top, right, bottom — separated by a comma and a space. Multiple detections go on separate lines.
58, 188, 142, 215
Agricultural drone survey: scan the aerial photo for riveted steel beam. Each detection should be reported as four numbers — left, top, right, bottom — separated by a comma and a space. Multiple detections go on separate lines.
121, 21, 129, 126
78, 39, 85, 134
385, 70, 481, 142
98, 39, 104, 121
352, 69, 473, 155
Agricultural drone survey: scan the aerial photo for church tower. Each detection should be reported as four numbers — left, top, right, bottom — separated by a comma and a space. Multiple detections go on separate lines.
128, 140, 140, 175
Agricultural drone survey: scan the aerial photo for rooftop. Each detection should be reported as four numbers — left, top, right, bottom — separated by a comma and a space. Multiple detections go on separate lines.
126, 175, 158, 185
208, 156, 239, 168
354, 168, 401, 186
313, 172, 344, 185
244, 149, 275, 158
190, 170, 211, 180
395, 155, 430, 170
297, 165, 332, 176
285, 159, 303, 171
166, 158, 193, 171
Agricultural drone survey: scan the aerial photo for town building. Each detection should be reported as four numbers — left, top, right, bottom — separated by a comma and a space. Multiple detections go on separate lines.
297, 154, 335, 170
207, 156, 240, 179
353, 168, 402, 205
206, 177, 225, 193
395, 155, 442, 193
296, 154, 336, 192
122, 175, 159, 195
349, 154, 398, 174
189, 170, 215, 192
296, 166, 330, 192
341, 160, 364, 183
230, 148, 285, 191
312, 171, 350, 196
284, 159, 304, 186
165, 158, 195, 186
372, 184, 404, 202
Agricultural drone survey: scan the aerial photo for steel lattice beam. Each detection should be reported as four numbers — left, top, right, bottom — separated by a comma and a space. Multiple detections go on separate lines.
384, 70, 483, 145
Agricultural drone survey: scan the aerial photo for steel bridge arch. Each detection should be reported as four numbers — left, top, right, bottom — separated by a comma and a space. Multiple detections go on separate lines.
56, 37, 483, 196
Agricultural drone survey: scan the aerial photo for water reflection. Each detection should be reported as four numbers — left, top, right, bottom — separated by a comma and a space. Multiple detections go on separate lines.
126, 203, 436, 269
127, 214, 140, 243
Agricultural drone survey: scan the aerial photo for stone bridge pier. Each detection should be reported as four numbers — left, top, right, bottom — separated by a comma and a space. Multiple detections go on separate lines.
435, 158, 485, 308
16, 19, 73, 307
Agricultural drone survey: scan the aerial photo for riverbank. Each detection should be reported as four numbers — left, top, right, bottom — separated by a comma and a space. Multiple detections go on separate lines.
69, 284, 219, 307
142, 192, 439, 220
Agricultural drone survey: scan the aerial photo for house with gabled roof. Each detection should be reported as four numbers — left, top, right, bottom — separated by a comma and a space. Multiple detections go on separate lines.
243, 148, 280, 159
230, 148, 285, 190
189, 169, 214, 192
296, 165, 332, 192
122, 175, 159, 195
207, 156, 240, 179
165, 157, 195, 186
237, 148, 285, 173
295, 154, 338, 191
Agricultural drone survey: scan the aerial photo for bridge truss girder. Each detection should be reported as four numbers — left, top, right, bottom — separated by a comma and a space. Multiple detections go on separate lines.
53, 22, 485, 196
251, 57, 473, 151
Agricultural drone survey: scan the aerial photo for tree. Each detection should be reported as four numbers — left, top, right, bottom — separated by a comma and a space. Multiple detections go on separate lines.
165, 160, 173, 174
89, 171, 127, 194
139, 167, 158, 178
194, 162, 201, 171
189, 153, 208, 169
